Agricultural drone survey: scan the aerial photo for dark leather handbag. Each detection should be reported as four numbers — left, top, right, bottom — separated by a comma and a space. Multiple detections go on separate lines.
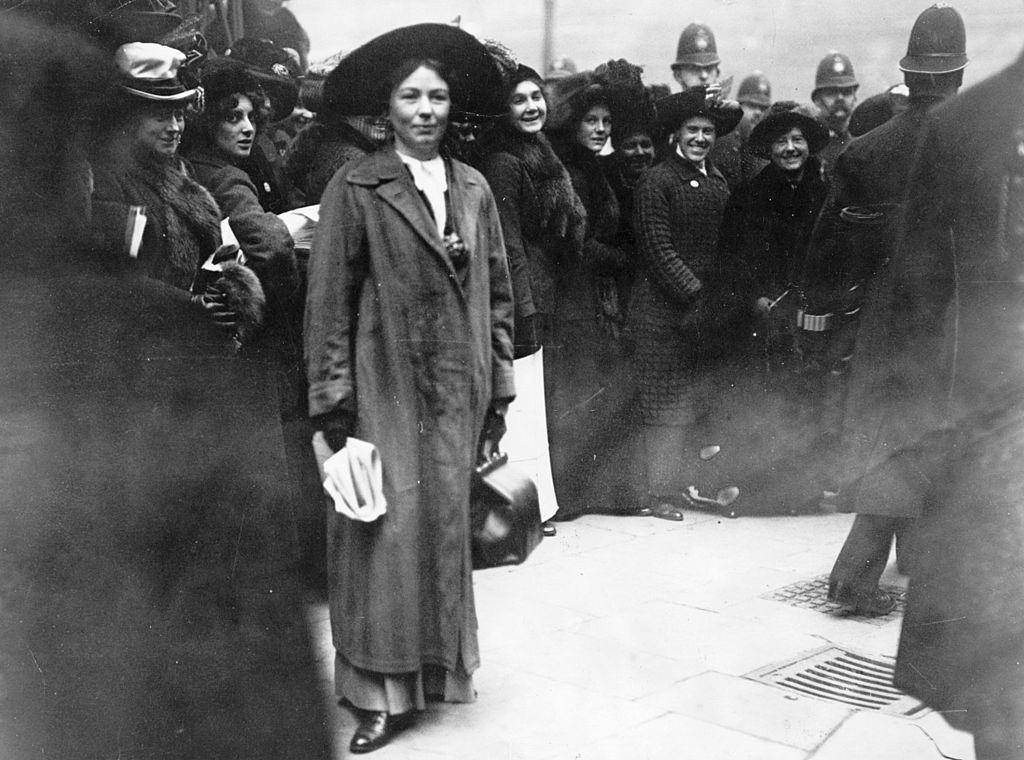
470, 451, 542, 570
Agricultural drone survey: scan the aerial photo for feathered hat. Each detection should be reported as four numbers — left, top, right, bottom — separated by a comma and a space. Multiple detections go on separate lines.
595, 59, 656, 147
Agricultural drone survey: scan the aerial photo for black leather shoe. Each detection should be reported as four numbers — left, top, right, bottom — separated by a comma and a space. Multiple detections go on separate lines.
349, 710, 414, 754
542, 521, 557, 537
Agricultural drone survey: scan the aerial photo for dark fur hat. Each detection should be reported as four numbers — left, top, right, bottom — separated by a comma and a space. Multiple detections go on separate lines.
597, 59, 656, 147
748, 100, 829, 157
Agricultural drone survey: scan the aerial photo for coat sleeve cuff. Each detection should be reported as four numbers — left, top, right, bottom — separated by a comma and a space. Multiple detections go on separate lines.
491, 365, 516, 405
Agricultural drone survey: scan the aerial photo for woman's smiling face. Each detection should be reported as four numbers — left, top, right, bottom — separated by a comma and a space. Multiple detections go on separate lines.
508, 80, 546, 135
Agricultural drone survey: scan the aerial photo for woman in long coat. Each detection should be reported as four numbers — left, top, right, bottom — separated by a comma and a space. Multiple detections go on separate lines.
631, 88, 742, 519
305, 44, 514, 753
545, 66, 650, 517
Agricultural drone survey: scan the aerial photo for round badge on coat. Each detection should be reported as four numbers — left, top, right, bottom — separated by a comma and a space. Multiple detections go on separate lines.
690, 179, 700, 188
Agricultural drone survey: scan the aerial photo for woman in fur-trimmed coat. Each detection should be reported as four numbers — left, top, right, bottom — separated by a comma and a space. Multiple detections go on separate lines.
476, 65, 643, 521
544, 68, 648, 517
473, 66, 586, 358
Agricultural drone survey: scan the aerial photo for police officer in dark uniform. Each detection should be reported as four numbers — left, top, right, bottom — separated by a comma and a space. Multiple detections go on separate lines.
810, 51, 859, 174
670, 22, 721, 91
802, 5, 968, 616
714, 71, 772, 189
669, 23, 754, 187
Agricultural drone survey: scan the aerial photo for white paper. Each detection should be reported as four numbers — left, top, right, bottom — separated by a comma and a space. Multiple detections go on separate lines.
501, 347, 560, 521
277, 204, 319, 249
312, 432, 387, 522
127, 206, 147, 259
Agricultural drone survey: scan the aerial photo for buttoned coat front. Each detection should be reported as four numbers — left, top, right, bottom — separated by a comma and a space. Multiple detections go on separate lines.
305, 149, 515, 675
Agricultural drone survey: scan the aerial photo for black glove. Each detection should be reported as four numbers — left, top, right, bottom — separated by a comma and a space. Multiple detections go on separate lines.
313, 409, 356, 453
477, 404, 508, 462
192, 287, 238, 332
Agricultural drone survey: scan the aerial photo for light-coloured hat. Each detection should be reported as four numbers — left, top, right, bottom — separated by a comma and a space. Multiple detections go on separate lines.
115, 42, 198, 101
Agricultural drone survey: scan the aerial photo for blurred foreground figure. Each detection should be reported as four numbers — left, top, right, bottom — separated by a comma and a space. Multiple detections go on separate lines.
888, 34, 1024, 760
0, 15, 330, 759
802, 4, 967, 616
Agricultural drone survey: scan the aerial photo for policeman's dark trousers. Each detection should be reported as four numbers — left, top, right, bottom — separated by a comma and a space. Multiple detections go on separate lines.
828, 514, 916, 600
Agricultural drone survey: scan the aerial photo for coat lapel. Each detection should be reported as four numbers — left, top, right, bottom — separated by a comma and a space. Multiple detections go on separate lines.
371, 152, 452, 268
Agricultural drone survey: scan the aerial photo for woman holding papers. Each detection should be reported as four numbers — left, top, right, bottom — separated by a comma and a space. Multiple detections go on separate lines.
185, 57, 300, 348
89, 43, 256, 335
304, 24, 514, 754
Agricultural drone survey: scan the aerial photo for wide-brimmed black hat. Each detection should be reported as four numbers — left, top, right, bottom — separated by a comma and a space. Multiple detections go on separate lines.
197, 58, 264, 109
655, 86, 742, 137
114, 41, 199, 102
748, 101, 830, 157
322, 23, 504, 119
544, 70, 606, 133
225, 38, 300, 121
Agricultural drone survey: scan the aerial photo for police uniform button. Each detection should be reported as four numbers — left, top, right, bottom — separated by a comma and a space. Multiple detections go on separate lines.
690, 179, 699, 188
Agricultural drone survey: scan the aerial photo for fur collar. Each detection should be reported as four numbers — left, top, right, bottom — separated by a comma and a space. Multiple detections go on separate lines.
125, 156, 222, 290
475, 124, 586, 252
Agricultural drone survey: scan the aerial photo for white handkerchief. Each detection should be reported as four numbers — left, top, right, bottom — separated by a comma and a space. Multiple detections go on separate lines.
312, 433, 387, 522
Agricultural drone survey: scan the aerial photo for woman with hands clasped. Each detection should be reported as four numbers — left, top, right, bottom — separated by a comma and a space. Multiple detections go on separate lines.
303, 25, 514, 755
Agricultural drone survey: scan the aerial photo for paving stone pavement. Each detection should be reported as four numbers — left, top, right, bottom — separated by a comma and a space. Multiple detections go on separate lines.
305, 508, 977, 759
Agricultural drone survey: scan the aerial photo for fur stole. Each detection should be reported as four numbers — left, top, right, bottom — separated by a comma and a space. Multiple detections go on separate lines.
122, 156, 222, 291
552, 138, 620, 243
476, 124, 586, 255
217, 260, 266, 343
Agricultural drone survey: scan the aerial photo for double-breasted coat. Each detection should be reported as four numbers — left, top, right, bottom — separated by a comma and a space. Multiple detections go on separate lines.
886, 51, 1024, 725
305, 149, 515, 676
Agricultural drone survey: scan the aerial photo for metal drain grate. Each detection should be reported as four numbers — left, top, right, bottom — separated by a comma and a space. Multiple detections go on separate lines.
746, 646, 928, 716
761, 575, 905, 624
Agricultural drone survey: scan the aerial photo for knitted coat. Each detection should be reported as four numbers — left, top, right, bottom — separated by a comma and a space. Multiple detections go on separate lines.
632, 150, 730, 422
474, 124, 585, 323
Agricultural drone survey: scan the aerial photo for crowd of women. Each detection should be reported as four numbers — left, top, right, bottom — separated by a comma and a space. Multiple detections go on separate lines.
7, 1, 1024, 758
70, 18, 852, 750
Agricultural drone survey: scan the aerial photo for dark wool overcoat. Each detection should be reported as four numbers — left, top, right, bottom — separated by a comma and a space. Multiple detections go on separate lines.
1, 264, 331, 759
283, 120, 377, 205
188, 149, 305, 413
711, 128, 769, 191
803, 97, 951, 518
887, 51, 1024, 724
188, 148, 299, 305
0, 16, 330, 756
305, 149, 515, 675
631, 151, 731, 423
719, 158, 828, 310
475, 125, 585, 323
